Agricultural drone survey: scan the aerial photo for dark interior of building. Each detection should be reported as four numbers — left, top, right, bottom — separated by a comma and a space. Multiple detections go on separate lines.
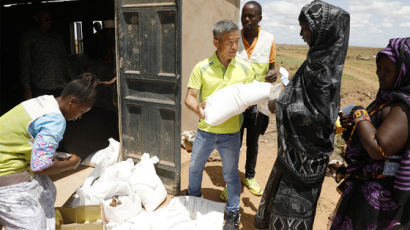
0, 0, 119, 159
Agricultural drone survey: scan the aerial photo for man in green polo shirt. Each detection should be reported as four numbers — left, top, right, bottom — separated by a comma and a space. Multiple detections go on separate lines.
185, 20, 254, 230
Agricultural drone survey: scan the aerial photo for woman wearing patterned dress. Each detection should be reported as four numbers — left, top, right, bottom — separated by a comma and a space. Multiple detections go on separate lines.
330, 38, 410, 229
254, 1, 350, 229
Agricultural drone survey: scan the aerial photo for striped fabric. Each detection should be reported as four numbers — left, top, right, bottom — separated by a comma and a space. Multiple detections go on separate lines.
395, 150, 410, 190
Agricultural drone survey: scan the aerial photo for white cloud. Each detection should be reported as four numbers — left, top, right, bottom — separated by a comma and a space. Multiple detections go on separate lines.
255, 1, 311, 44
260, 1, 308, 25
345, 0, 409, 46
242, 0, 409, 47
399, 22, 410, 28
381, 18, 394, 28
347, 0, 410, 26
381, 22, 393, 28
350, 13, 371, 28
395, 6, 410, 20
347, 0, 402, 14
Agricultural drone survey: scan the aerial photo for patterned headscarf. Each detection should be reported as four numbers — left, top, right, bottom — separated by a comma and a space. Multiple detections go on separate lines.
374, 38, 410, 104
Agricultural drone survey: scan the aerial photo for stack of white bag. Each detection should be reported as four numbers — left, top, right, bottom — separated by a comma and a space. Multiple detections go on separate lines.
149, 196, 226, 230
71, 140, 167, 225
204, 80, 282, 126
72, 159, 143, 223
106, 196, 226, 230
105, 211, 152, 230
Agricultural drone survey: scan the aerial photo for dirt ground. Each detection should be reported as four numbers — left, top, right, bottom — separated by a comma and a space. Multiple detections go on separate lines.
52, 45, 382, 230
179, 116, 340, 230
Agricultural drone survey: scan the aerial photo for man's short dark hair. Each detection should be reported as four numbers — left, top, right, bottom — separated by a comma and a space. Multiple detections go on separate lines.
244, 1, 262, 15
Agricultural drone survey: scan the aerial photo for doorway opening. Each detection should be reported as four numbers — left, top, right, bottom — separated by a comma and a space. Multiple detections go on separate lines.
0, 0, 118, 159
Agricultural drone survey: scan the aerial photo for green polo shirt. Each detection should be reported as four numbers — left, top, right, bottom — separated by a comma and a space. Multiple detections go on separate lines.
187, 52, 254, 134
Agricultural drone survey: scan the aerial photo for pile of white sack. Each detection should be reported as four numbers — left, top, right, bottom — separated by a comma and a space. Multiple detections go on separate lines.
72, 139, 167, 224
74, 139, 226, 230
105, 196, 226, 230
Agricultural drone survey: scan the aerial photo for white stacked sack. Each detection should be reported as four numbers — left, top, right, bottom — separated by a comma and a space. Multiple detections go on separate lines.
149, 196, 225, 230
81, 137, 120, 167
103, 194, 143, 223
71, 140, 167, 226
128, 153, 168, 212
107, 196, 226, 230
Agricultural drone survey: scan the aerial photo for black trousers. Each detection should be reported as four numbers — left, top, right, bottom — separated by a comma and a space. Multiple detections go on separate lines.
240, 106, 269, 178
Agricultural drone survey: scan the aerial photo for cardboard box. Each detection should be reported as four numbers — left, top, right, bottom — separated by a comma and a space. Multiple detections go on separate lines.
56, 205, 104, 230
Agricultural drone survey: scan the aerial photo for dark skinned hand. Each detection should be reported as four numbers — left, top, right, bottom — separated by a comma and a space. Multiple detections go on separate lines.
268, 99, 276, 113
339, 105, 365, 128
265, 69, 278, 83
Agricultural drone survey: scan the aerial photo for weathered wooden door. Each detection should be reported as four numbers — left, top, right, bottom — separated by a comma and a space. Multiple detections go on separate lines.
116, 0, 181, 194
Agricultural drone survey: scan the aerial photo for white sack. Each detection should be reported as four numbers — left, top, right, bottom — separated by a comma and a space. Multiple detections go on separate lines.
150, 196, 225, 230
81, 138, 120, 167
204, 80, 281, 126
150, 206, 195, 230
105, 222, 135, 230
129, 153, 167, 212
103, 195, 142, 223
257, 83, 282, 116
257, 67, 290, 116
105, 211, 152, 230
73, 174, 131, 206
93, 159, 134, 188
71, 159, 135, 207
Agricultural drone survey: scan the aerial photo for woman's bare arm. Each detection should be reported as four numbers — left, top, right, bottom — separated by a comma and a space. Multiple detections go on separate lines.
357, 103, 409, 160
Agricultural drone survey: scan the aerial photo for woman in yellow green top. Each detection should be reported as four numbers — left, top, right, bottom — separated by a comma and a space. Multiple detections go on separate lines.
0, 73, 99, 230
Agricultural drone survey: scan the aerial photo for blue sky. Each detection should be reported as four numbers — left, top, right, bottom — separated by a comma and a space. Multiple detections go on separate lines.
240, 0, 410, 48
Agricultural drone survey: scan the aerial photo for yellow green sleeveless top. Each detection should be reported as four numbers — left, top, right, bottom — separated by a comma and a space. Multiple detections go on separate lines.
0, 95, 61, 176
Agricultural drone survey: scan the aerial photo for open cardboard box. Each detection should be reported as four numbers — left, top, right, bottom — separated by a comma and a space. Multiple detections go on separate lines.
56, 205, 105, 230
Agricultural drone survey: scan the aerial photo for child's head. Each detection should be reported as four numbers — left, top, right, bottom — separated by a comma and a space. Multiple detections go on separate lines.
59, 72, 99, 121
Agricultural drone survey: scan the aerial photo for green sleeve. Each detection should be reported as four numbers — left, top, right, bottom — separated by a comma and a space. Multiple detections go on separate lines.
187, 64, 202, 90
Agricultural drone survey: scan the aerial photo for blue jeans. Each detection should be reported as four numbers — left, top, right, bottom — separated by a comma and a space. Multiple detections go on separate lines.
188, 129, 241, 213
